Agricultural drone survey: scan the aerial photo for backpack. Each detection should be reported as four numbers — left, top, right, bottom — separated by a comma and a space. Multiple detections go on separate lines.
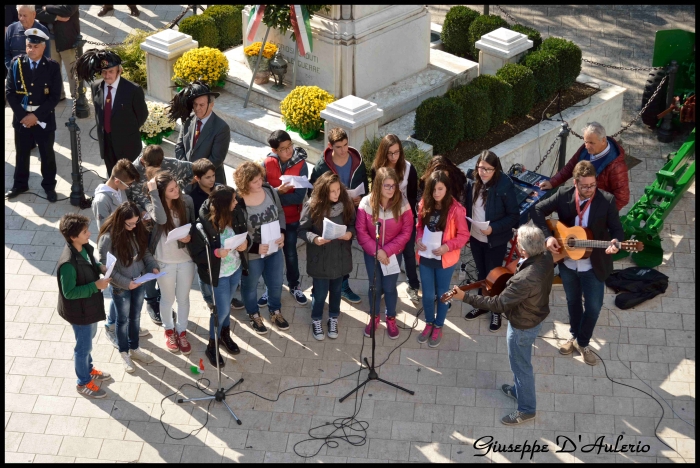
605, 267, 669, 310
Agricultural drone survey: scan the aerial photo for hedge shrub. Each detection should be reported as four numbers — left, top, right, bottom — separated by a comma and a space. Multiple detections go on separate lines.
178, 14, 220, 49
468, 14, 509, 58
203, 5, 244, 50
469, 74, 514, 129
540, 37, 582, 91
509, 24, 542, 50
495, 63, 536, 117
441, 6, 481, 58
361, 136, 430, 186
521, 50, 560, 102
446, 85, 491, 140
414, 97, 464, 155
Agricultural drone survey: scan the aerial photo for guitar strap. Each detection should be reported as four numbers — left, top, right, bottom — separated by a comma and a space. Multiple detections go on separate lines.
574, 189, 594, 226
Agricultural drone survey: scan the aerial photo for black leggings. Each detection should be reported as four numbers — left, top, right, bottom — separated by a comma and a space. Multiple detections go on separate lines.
470, 237, 508, 298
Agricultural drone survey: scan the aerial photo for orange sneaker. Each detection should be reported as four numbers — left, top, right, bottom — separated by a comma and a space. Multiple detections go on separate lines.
76, 380, 106, 398
90, 368, 111, 382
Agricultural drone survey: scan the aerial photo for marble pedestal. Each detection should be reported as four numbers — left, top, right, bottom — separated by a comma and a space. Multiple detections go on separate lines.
475, 27, 533, 76
141, 29, 198, 102
321, 95, 384, 152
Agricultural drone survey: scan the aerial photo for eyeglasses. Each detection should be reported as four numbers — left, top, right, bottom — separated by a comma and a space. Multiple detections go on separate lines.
477, 166, 495, 173
277, 143, 294, 154
116, 178, 133, 189
382, 184, 396, 190
387, 150, 401, 157
578, 182, 597, 190
125, 217, 141, 229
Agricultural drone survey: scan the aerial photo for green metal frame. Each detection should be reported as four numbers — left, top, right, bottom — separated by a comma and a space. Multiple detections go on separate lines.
614, 129, 695, 267
652, 29, 695, 97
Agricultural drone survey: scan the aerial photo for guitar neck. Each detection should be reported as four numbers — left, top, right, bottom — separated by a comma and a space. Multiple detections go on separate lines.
557, 239, 620, 249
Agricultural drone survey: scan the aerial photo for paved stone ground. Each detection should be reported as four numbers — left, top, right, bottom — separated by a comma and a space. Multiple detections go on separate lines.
4, 4, 695, 463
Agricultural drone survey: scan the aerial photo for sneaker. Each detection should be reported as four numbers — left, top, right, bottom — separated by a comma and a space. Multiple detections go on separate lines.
290, 285, 309, 305
146, 301, 162, 325
257, 291, 268, 308
501, 384, 517, 401
327, 317, 339, 339
178, 331, 192, 355
105, 324, 118, 349
121, 352, 136, 373
341, 284, 362, 304
489, 313, 502, 332
90, 368, 111, 382
250, 314, 268, 335
386, 317, 400, 340
559, 336, 576, 355
164, 329, 179, 353
417, 323, 433, 344
464, 309, 488, 320
407, 287, 420, 304
230, 297, 245, 310
364, 315, 380, 337
312, 319, 325, 341
501, 410, 536, 425
129, 347, 154, 364
206, 302, 214, 312
575, 341, 597, 366
269, 310, 290, 330
76, 381, 106, 399
138, 327, 150, 337
428, 326, 442, 348
218, 326, 240, 354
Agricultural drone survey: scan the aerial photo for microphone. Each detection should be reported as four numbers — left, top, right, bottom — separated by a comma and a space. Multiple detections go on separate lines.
375, 221, 381, 240
196, 223, 209, 245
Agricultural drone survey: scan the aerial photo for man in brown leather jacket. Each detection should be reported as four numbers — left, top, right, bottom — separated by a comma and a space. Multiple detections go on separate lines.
452, 222, 553, 426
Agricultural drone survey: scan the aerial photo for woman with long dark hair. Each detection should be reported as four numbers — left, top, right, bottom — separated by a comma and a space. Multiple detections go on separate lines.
370, 134, 421, 304
419, 155, 467, 203
463, 150, 520, 331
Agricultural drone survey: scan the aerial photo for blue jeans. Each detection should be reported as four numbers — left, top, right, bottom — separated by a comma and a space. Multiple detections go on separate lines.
211, 267, 243, 339
242, 249, 284, 315
71, 322, 98, 386
400, 224, 420, 290
198, 276, 213, 305
363, 252, 400, 318
283, 221, 301, 289
311, 276, 343, 321
111, 284, 146, 353
419, 262, 457, 327
558, 263, 604, 347
507, 322, 542, 414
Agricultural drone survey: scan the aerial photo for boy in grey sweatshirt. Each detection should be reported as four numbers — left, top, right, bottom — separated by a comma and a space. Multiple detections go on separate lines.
92, 159, 140, 230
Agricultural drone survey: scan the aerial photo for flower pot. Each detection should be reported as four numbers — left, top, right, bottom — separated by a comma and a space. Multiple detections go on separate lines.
142, 134, 163, 145
253, 70, 270, 85
286, 124, 320, 141
246, 55, 270, 72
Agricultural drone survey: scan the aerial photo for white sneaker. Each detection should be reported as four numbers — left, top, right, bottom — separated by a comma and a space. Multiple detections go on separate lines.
138, 327, 150, 337
121, 352, 136, 373
129, 347, 154, 364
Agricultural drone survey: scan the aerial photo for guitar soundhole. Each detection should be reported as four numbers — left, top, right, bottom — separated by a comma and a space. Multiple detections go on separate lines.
566, 236, 576, 248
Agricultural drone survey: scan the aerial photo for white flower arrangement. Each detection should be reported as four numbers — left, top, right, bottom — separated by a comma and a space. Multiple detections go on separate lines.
140, 101, 176, 140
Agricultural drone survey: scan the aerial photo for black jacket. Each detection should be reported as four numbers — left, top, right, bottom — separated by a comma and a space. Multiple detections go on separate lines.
6, 55, 61, 132
532, 186, 625, 282
56, 243, 106, 325
606, 267, 669, 310
463, 174, 520, 248
308, 146, 369, 198
36, 5, 80, 52
186, 182, 223, 222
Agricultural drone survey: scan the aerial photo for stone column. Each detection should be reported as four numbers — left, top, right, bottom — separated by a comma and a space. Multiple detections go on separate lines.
475, 27, 533, 77
140, 29, 199, 102
320, 95, 384, 151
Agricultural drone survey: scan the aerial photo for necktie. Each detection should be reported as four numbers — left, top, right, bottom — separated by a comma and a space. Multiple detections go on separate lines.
193, 119, 202, 147
31, 61, 37, 71
104, 85, 113, 133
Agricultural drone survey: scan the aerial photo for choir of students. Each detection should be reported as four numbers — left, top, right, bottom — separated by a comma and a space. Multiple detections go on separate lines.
60, 130, 522, 384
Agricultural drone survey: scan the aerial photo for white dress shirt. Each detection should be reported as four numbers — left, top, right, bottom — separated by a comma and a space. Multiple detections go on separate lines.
563, 197, 593, 272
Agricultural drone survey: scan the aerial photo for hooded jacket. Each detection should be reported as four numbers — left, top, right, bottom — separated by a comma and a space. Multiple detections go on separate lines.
264, 147, 308, 224
92, 183, 127, 230
308, 145, 369, 197
415, 197, 470, 269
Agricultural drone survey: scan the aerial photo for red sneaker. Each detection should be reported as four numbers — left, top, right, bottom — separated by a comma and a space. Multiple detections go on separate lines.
363, 315, 381, 337
164, 329, 179, 353
178, 331, 192, 355
386, 317, 400, 340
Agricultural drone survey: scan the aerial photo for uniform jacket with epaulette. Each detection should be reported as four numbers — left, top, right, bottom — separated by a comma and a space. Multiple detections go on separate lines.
5, 54, 61, 131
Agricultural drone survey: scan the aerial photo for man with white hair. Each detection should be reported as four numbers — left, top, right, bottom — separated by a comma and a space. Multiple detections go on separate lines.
4, 5, 50, 70
451, 222, 554, 426
539, 121, 630, 211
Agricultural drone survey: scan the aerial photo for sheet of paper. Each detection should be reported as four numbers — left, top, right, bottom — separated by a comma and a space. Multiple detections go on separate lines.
467, 217, 490, 231
346, 183, 365, 199
133, 271, 167, 284
279, 175, 314, 189
322, 218, 347, 240
165, 223, 192, 244
104, 252, 117, 279
260, 220, 281, 258
380, 254, 401, 276
419, 226, 443, 260
223, 232, 248, 250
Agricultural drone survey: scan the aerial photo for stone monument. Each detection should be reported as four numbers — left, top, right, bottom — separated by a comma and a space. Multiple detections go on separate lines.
320, 95, 384, 151
475, 27, 533, 77
140, 29, 199, 103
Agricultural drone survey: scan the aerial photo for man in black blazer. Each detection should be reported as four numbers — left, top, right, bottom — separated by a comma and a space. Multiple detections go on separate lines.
89, 51, 148, 177
532, 160, 624, 366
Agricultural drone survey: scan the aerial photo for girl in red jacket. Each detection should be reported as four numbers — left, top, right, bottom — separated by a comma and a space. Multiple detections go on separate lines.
357, 167, 413, 340
416, 170, 470, 348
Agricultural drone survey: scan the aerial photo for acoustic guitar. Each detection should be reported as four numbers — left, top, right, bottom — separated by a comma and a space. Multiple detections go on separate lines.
440, 260, 518, 303
546, 219, 644, 263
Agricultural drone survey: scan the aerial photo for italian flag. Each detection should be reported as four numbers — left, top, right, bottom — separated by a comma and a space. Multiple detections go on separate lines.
290, 5, 312, 56
246, 5, 266, 43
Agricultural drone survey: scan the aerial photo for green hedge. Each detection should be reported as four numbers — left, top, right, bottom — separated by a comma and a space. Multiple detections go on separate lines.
510, 24, 542, 50
468, 14, 509, 58
521, 50, 560, 102
178, 14, 219, 49
414, 97, 464, 155
446, 85, 491, 140
540, 37, 582, 91
361, 136, 430, 186
441, 6, 481, 58
496, 63, 536, 117
107, 28, 160, 90
203, 5, 244, 50
469, 74, 514, 128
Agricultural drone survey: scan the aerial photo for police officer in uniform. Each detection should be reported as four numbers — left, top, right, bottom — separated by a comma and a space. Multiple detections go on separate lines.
5, 28, 60, 201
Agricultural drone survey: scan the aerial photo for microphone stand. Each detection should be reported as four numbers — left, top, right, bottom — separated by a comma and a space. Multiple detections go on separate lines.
339, 221, 414, 402
177, 224, 244, 425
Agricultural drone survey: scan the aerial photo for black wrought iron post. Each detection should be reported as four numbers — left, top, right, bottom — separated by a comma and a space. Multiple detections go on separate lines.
66, 116, 84, 207
73, 35, 89, 119
657, 60, 678, 143
484, 5, 489, 15
558, 122, 570, 172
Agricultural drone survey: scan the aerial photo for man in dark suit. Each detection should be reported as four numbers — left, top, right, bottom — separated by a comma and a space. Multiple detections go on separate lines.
86, 50, 148, 177
5, 28, 61, 201
532, 160, 625, 366
171, 81, 230, 185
